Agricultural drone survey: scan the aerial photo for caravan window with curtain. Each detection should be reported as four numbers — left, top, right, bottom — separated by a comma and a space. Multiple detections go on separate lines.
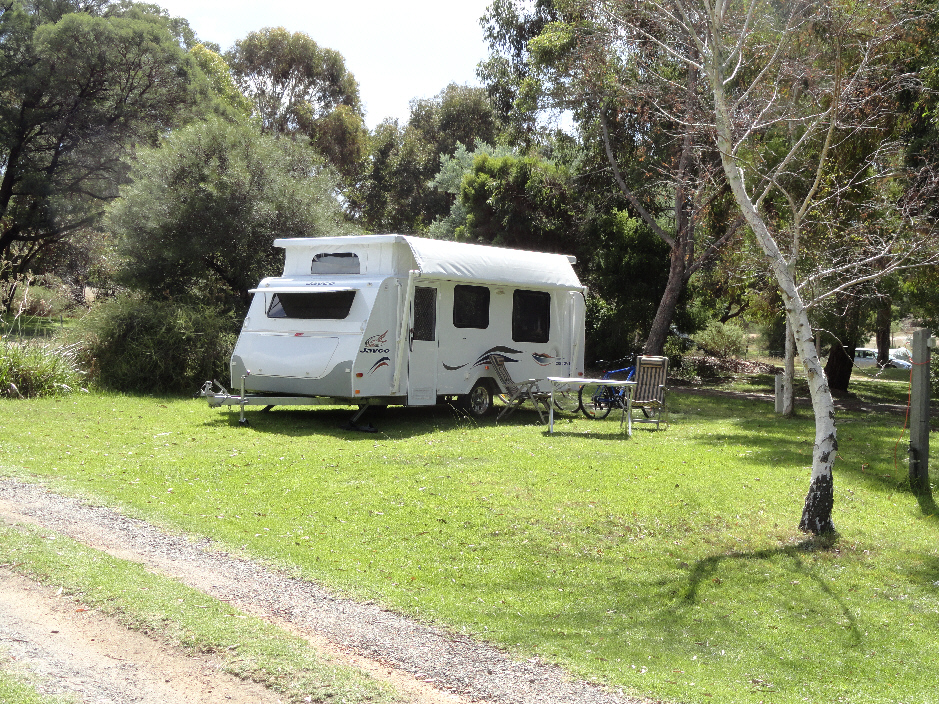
310, 252, 360, 274
453, 285, 490, 329
512, 290, 550, 343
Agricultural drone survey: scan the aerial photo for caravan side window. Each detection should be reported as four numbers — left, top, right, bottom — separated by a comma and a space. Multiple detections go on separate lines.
267, 291, 356, 319
310, 252, 360, 274
453, 285, 490, 329
512, 290, 550, 343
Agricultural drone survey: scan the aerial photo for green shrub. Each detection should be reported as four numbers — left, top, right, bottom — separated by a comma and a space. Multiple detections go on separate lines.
72, 296, 237, 394
694, 320, 747, 358
584, 294, 642, 366
662, 334, 687, 369
0, 336, 84, 397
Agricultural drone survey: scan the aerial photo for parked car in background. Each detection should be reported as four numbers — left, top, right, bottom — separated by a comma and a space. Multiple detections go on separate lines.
889, 357, 912, 370
851, 347, 911, 369
853, 348, 878, 367
890, 347, 912, 363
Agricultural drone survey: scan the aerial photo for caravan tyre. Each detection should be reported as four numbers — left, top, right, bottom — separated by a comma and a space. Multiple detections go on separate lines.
465, 381, 493, 418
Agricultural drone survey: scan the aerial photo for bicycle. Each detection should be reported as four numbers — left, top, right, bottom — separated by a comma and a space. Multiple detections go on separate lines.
578, 358, 635, 419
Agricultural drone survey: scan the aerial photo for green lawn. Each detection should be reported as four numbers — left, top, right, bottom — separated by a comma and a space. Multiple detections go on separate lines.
1, 314, 74, 340
1, 387, 937, 704
709, 366, 916, 407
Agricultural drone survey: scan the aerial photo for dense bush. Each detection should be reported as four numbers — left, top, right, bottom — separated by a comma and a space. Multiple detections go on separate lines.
584, 294, 642, 367
72, 296, 237, 394
694, 320, 747, 359
0, 337, 84, 397
662, 334, 687, 370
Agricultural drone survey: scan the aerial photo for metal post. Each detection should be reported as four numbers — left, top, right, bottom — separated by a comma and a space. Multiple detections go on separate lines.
239, 373, 249, 426
909, 329, 931, 492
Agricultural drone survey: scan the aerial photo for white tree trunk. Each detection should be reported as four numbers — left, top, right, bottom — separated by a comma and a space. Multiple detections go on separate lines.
710, 73, 836, 534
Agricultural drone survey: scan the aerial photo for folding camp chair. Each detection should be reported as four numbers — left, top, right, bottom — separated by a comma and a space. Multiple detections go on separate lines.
489, 353, 551, 422
623, 355, 669, 431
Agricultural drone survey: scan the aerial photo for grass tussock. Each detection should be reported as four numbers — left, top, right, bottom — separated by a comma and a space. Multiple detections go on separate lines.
0, 335, 84, 398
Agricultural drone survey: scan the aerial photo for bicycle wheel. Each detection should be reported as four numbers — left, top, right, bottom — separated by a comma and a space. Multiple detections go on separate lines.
579, 383, 616, 419
551, 388, 580, 415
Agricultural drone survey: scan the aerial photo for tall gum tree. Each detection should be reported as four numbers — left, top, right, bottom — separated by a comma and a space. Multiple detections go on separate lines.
226, 27, 367, 185
580, 0, 937, 533
485, 0, 743, 354
0, 0, 215, 308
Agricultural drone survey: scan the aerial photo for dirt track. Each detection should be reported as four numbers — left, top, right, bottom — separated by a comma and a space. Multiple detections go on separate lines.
0, 478, 647, 704
0, 569, 287, 703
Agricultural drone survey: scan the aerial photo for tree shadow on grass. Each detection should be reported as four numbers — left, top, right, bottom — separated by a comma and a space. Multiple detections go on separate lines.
681, 535, 863, 646
480, 533, 874, 683
912, 482, 939, 518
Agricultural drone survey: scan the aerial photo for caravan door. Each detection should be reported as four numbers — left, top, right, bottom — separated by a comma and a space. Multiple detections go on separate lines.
408, 285, 438, 405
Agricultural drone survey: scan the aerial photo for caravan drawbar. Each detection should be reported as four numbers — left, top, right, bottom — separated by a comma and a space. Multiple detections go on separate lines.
203, 235, 587, 421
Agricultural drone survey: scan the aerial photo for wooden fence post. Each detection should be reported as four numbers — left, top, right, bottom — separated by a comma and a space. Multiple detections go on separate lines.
909, 329, 933, 493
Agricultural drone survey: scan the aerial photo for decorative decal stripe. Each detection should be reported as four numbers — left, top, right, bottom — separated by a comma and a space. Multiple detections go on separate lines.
472, 345, 524, 367
368, 357, 391, 374
443, 345, 526, 370
443, 345, 540, 372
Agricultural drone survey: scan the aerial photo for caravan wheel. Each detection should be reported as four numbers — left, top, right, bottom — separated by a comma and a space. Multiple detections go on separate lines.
464, 381, 493, 418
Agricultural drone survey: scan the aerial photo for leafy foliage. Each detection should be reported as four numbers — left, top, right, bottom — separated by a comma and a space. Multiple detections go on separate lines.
110, 117, 356, 308
189, 43, 252, 116
71, 295, 236, 394
352, 84, 499, 232
0, 0, 219, 306
694, 320, 747, 359
226, 27, 367, 184
456, 152, 577, 252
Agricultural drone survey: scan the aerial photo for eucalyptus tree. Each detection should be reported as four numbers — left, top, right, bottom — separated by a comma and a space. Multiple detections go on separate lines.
0, 0, 216, 310
481, 0, 743, 355
226, 27, 367, 184
576, 0, 937, 533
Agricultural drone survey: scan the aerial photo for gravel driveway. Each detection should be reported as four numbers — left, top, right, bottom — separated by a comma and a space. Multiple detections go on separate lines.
0, 478, 653, 704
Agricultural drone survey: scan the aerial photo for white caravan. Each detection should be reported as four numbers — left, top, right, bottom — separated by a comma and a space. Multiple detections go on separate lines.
203, 235, 586, 422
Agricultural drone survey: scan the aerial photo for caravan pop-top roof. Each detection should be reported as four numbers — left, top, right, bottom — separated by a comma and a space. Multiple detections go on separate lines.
272, 235, 584, 290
